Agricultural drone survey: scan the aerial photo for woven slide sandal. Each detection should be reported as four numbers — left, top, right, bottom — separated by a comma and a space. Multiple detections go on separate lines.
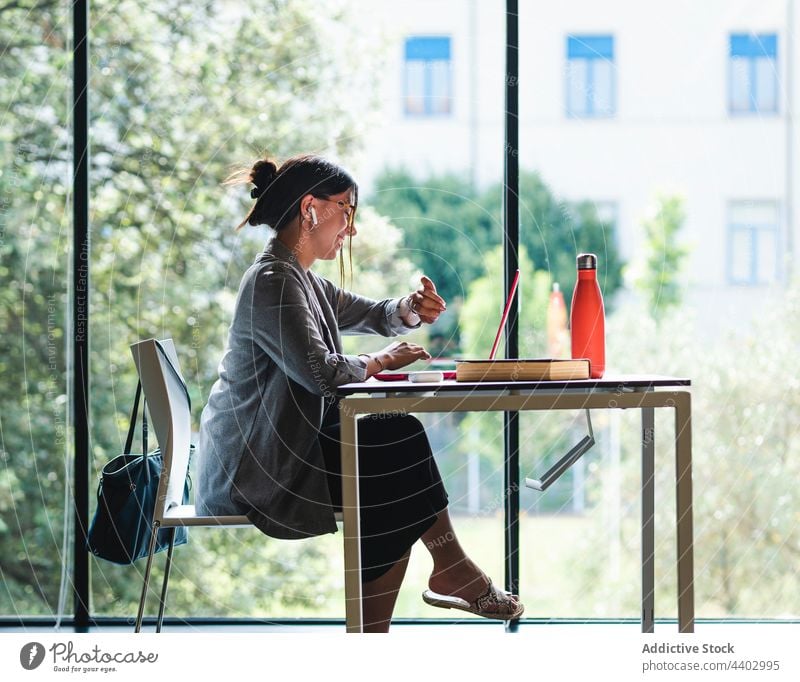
422, 579, 524, 620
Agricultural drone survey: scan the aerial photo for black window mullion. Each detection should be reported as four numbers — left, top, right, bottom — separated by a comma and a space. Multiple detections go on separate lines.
503, 0, 521, 632
72, 0, 91, 632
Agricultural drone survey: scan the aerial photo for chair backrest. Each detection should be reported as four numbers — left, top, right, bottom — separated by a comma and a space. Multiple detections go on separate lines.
130, 338, 192, 521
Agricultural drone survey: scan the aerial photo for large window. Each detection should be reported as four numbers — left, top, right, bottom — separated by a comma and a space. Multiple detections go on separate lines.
0, 0, 70, 619
404, 36, 453, 116
729, 33, 778, 114
727, 201, 781, 285
565, 34, 615, 118
5, 0, 800, 631
521, 4, 798, 623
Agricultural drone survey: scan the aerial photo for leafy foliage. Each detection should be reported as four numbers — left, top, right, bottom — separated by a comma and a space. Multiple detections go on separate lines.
628, 194, 689, 320
370, 168, 625, 319
567, 285, 800, 617
0, 0, 385, 617
1, 0, 72, 615
4, 0, 797, 624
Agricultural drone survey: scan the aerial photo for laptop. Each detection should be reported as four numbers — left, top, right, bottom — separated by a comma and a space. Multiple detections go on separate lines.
374, 270, 520, 384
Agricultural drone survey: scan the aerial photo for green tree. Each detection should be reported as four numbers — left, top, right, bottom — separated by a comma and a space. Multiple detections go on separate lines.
486, 172, 624, 310
458, 244, 550, 358
0, 0, 71, 613
1, 0, 391, 617
370, 168, 624, 330
369, 168, 498, 304
628, 194, 689, 320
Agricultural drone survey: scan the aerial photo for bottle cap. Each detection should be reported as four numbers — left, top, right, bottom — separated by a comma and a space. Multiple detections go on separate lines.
576, 253, 597, 270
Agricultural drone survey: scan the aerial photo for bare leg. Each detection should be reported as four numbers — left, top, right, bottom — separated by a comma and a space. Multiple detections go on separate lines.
421, 508, 486, 600
421, 508, 520, 608
361, 549, 411, 633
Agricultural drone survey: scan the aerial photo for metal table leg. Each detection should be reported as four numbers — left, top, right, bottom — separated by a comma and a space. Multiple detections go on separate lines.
674, 392, 694, 632
642, 407, 655, 633
340, 403, 363, 633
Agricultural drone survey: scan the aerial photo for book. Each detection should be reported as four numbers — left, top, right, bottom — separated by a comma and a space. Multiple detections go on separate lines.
455, 358, 590, 382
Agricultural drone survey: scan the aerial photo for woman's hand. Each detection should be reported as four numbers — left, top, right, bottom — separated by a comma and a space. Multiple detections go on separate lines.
378, 341, 431, 370
407, 275, 447, 325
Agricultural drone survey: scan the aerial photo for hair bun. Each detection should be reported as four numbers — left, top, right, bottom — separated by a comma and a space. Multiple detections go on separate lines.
249, 159, 278, 199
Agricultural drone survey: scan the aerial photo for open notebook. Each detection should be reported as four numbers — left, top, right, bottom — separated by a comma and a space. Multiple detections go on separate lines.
374, 270, 520, 384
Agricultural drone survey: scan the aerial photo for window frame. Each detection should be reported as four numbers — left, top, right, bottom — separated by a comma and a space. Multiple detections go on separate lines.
565, 34, 616, 119
727, 32, 779, 116
726, 200, 782, 285
402, 35, 454, 118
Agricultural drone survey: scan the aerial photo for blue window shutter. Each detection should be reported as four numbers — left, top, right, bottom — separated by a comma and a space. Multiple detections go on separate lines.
730, 33, 777, 58
567, 35, 614, 60
728, 32, 779, 114
405, 36, 451, 61
404, 36, 452, 116
566, 35, 615, 118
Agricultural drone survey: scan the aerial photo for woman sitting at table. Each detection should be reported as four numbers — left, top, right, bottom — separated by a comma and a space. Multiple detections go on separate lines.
195, 154, 524, 631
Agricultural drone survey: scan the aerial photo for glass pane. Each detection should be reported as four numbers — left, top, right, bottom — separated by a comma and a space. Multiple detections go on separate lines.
591, 60, 615, 116
730, 228, 753, 282
730, 57, 752, 111
755, 228, 778, 283
0, 0, 70, 617
520, 410, 654, 617
754, 57, 778, 113
87, 0, 397, 620
566, 59, 589, 117
83, 0, 504, 622
429, 60, 453, 114
19, 0, 796, 631
394, 411, 505, 619
318, 0, 505, 620
522, 8, 798, 624
405, 60, 427, 114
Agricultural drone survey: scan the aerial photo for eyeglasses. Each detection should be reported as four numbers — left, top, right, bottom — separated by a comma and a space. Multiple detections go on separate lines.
318, 197, 357, 228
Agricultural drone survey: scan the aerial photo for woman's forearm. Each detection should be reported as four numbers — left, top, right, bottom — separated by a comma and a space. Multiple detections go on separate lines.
358, 352, 389, 378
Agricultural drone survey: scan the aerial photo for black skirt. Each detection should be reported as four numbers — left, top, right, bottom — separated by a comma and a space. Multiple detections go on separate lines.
318, 399, 448, 583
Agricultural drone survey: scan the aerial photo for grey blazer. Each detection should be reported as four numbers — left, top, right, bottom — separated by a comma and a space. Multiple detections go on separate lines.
195, 236, 419, 539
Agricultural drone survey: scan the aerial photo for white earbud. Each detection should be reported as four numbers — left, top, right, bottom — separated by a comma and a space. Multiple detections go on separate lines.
309, 206, 318, 226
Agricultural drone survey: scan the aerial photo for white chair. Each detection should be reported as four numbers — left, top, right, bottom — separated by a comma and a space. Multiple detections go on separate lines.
131, 337, 346, 631
130, 338, 347, 631
130, 338, 253, 632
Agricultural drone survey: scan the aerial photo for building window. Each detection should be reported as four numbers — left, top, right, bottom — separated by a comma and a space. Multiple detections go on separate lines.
404, 36, 452, 116
727, 201, 780, 285
729, 33, 778, 114
566, 35, 615, 118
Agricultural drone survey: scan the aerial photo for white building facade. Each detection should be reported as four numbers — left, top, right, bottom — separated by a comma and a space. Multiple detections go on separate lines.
354, 0, 800, 330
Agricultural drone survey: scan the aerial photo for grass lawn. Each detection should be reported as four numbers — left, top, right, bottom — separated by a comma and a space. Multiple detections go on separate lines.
392, 513, 636, 619
300, 513, 647, 620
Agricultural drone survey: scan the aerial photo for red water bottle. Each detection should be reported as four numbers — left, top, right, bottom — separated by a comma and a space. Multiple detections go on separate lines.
570, 253, 605, 378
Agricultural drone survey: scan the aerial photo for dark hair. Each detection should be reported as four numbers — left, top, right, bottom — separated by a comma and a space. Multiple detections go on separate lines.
226, 154, 358, 231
